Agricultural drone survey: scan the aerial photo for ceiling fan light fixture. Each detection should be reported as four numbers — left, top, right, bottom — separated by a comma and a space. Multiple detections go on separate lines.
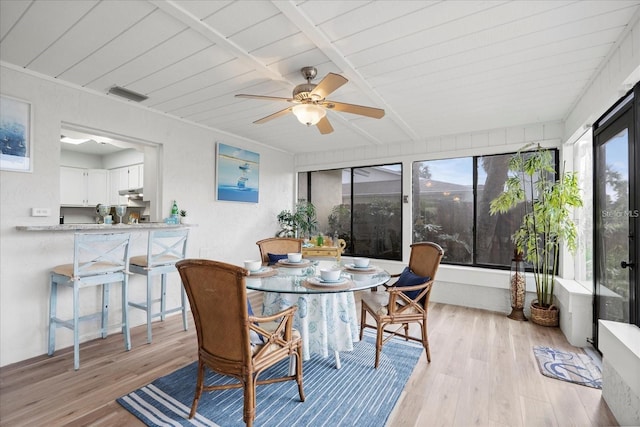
292, 104, 326, 126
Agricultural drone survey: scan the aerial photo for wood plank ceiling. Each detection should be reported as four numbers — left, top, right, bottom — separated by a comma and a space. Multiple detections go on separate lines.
1, 0, 639, 154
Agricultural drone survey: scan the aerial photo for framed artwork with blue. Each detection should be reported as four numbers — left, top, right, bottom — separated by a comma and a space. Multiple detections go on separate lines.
216, 142, 260, 203
0, 95, 32, 172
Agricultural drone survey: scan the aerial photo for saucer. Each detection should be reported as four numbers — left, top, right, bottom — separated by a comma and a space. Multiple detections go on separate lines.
344, 264, 376, 272
307, 277, 347, 286
277, 259, 312, 267
247, 266, 276, 277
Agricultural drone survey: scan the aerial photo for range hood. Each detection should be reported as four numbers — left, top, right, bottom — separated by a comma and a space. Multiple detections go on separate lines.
118, 188, 144, 199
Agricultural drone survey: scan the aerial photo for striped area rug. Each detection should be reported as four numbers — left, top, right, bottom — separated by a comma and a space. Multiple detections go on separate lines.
117, 331, 422, 427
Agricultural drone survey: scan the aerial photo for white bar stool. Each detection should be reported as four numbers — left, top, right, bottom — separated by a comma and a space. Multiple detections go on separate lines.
48, 232, 132, 370
128, 229, 189, 343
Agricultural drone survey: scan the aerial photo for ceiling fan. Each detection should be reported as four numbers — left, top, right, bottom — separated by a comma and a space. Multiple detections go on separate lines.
235, 66, 385, 134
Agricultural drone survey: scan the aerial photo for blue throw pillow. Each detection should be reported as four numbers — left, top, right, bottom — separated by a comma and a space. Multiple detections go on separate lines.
396, 267, 431, 300
267, 253, 288, 265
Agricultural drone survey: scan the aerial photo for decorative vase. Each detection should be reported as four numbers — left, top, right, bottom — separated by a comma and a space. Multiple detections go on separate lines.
508, 249, 527, 321
530, 301, 559, 327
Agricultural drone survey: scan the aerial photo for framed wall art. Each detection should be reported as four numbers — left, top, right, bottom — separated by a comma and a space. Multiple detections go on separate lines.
0, 95, 32, 172
216, 142, 260, 203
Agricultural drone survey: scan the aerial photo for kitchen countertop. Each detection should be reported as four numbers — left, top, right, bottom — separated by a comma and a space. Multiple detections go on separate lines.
16, 223, 194, 231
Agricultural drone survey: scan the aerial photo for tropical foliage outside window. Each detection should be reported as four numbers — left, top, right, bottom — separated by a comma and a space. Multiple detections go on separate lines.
298, 164, 402, 260
413, 150, 558, 268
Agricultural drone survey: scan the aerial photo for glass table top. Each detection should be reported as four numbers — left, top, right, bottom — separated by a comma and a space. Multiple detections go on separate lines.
245, 260, 390, 294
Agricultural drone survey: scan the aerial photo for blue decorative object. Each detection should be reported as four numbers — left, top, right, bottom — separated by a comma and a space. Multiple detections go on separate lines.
0, 95, 32, 172
164, 216, 180, 224
216, 142, 260, 203
267, 253, 288, 265
396, 267, 430, 299
117, 331, 422, 426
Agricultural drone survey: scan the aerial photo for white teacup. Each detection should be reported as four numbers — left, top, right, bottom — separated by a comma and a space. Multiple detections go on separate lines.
353, 257, 370, 268
320, 268, 341, 282
287, 252, 302, 263
244, 260, 262, 272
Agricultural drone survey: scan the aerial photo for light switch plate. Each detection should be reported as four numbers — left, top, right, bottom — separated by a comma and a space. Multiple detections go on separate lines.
31, 208, 51, 217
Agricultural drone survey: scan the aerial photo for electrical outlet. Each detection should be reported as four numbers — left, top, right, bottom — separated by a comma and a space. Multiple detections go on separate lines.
31, 208, 51, 217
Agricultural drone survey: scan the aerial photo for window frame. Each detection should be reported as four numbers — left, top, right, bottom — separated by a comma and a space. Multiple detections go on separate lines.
299, 162, 403, 261
412, 148, 559, 271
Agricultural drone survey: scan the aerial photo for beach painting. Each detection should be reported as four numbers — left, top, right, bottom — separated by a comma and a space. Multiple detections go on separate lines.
0, 95, 32, 172
216, 142, 260, 203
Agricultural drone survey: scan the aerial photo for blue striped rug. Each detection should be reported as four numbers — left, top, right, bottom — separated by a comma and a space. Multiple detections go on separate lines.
117, 331, 423, 426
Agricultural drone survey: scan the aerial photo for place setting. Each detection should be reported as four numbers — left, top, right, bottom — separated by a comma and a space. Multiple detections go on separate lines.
275, 252, 314, 268
343, 257, 378, 273
303, 267, 352, 291
243, 260, 277, 278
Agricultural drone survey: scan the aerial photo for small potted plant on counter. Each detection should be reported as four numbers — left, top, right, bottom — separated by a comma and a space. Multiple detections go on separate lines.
179, 209, 189, 224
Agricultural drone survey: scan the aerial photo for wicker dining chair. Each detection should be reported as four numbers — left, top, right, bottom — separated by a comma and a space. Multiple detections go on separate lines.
255, 237, 303, 265
359, 242, 444, 368
176, 259, 305, 426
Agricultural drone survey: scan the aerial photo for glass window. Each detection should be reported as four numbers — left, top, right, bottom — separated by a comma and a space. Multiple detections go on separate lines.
412, 158, 473, 264
574, 135, 593, 286
299, 164, 402, 260
413, 149, 558, 268
476, 153, 527, 267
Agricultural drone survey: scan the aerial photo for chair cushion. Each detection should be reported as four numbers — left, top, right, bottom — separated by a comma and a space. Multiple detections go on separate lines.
361, 290, 392, 316
52, 262, 123, 277
267, 253, 288, 265
396, 267, 430, 300
361, 290, 422, 317
130, 254, 182, 267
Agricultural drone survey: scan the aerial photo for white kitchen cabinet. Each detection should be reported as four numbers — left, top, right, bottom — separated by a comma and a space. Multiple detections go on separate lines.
129, 164, 143, 189
109, 164, 144, 205
60, 167, 108, 206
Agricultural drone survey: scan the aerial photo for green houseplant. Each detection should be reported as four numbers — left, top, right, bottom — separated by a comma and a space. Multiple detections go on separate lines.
276, 201, 318, 239
179, 209, 188, 224
489, 144, 583, 326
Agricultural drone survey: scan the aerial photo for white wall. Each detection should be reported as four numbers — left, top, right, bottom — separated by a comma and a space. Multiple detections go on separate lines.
0, 66, 295, 367
297, 13, 640, 345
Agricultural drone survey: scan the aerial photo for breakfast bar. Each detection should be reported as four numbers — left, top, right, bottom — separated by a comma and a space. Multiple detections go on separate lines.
16, 223, 190, 232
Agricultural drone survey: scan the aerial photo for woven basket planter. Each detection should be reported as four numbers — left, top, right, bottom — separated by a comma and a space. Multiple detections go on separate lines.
530, 302, 559, 327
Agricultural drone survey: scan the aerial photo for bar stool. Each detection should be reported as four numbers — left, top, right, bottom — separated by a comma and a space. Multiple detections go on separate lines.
48, 232, 132, 370
128, 229, 189, 343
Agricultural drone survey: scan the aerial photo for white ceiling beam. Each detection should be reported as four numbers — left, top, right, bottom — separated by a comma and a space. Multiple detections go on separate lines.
150, 0, 291, 89
272, 0, 422, 143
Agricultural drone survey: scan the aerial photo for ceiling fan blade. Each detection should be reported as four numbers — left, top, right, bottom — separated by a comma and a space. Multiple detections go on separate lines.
253, 107, 292, 124
236, 94, 293, 102
316, 116, 334, 134
310, 73, 348, 100
324, 100, 385, 119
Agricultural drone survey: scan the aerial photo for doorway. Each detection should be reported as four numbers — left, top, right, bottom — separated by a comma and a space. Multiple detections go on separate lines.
60, 123, 162, 222
592, 82, 639, 348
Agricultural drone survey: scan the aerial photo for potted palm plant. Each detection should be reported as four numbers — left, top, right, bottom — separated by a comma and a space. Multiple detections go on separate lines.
489, 144, 582, 326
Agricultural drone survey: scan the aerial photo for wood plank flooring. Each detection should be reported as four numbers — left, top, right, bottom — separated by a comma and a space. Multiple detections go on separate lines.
0, 293, 617, 426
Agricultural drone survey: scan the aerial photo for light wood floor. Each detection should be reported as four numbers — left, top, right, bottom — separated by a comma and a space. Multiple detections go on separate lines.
0, 293, 617, 427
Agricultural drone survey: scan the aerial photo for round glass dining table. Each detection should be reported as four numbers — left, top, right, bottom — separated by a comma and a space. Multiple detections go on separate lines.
246, 260, 390, 368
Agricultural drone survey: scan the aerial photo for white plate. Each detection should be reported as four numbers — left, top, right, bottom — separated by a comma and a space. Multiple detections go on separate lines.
307, 277, 348, 286
248, 267, 271, 275
277, 259, 312, 267
344, 263, 376, 272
